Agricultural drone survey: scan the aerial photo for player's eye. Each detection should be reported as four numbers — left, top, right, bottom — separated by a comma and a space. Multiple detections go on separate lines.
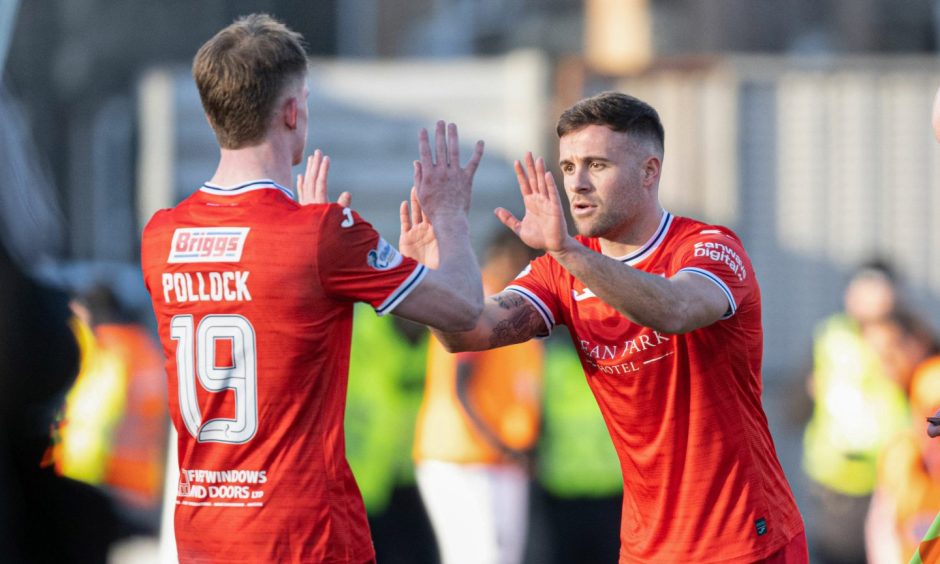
590, 161, 605, 170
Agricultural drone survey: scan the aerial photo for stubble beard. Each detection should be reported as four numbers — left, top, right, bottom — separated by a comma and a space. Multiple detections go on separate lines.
573, 206, 623, 239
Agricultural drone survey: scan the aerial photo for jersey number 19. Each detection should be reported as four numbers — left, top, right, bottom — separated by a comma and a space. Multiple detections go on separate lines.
171, 314, 258, 444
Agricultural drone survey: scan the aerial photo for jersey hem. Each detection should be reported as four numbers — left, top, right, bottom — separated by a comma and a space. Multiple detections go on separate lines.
375, 264, 428, 316
504, 285, 554, 336
678, 266, 737, 318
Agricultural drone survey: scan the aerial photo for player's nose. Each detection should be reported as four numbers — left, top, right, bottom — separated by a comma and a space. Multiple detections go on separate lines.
569, 167, 593, 193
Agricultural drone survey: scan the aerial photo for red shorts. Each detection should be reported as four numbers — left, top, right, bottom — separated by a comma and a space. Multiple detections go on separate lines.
754, 530, 808, 564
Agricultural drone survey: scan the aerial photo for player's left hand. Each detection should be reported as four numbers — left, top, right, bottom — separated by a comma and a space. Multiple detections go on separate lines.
297, 149, 352, 207
414, 121, 484, 222
399, 183, 439, 268
496, 152, 571, 253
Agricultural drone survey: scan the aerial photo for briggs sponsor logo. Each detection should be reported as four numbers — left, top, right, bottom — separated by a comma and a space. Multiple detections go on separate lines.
168, 227, 250, 263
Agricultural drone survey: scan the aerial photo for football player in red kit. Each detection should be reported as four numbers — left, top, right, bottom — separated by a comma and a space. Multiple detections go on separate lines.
413, 92, 807, 563
141, 14, 483, 563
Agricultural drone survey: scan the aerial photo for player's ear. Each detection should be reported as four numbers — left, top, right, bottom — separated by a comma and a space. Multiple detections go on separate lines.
283, 96, 299, 131
642, 155, 661, 187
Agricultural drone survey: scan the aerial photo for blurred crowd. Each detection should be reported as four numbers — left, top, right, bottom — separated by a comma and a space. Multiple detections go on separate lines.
802, 260, 940, 564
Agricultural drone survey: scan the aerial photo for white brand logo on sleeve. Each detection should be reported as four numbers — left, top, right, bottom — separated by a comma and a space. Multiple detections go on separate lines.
168, 228, 250, 263
367, 238, 403, 271
572, 287, 597, 301
340, 208, 354, 228
692, 241, 747, 281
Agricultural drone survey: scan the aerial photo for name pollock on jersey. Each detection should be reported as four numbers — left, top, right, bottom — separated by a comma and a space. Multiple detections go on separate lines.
162, 271, 252, 303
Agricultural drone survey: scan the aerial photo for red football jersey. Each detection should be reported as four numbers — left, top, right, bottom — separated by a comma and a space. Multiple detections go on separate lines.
507, 211, 804, 562
141, 180, 426, 563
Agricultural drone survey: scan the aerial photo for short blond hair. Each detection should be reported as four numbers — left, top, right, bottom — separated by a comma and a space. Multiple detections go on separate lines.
192, 13, 307, 148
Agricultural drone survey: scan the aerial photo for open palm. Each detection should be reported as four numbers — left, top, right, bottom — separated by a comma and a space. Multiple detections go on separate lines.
496, 152, 569, 253
399, 186, 439, 268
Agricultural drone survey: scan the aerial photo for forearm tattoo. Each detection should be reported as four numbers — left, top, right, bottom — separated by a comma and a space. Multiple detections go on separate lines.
488, 293, 545, 348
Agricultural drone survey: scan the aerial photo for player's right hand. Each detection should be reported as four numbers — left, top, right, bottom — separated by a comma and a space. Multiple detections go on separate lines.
399, 185, 439, 268
297, 149, 352, 207
496, 152, 571, 253
414, 121, 484, 222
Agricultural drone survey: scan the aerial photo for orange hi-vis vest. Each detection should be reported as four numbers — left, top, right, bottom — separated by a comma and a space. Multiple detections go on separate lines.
414, 276, 542, 464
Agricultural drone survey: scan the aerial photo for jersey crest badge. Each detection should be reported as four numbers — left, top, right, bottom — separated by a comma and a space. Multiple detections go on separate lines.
367, 238, 403, 271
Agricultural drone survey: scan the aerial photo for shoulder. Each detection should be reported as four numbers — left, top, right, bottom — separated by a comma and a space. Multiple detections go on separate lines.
667, 216, 752, 271
140, 209, 175, 261
254, 202, 365, 242
670, 215, 744, 246
298, 203, 369, 232
142, 207, 173, 234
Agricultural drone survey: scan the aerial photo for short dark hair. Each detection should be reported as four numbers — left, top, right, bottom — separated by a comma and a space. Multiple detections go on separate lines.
193, 13, 307, 149
556, 91, 664, 153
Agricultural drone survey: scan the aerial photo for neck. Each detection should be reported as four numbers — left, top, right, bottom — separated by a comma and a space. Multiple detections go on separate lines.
597, 205, 665, 258
209, 139, 294, 189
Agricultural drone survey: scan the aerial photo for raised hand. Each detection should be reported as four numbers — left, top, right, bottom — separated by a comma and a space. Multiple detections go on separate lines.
495, 152, 570, 253
414, 121, 484, 221
399, 184, 439, 268
296, 149, 351, 207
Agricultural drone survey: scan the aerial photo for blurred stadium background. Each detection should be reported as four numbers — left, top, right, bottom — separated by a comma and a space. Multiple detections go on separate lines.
5, 0, 940, 562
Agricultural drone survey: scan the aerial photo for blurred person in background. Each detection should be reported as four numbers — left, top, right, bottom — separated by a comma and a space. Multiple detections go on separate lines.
527, 334, 622, 564
0, 79, 113, 561
140, 13, 484, 562
866, 357, 940, 563
403, 91, 807, 562
860, 308, 936, 397
346, 304, 437, 564
924, 83, 940, 441
801, 261, 932, 563
50, 283, 168, 538
0, 236, 108, 563
413, 229, 543, 564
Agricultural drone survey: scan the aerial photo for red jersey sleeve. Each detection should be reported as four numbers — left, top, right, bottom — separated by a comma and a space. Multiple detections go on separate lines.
670, 227, 755, 319
504, 254, 562, 336
316, 204, 427, 315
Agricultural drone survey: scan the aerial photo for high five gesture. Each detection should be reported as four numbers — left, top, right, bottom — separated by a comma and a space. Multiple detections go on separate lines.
392, 121, 485, 331
414, 120, 484, 220
495, 152, 571, 254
